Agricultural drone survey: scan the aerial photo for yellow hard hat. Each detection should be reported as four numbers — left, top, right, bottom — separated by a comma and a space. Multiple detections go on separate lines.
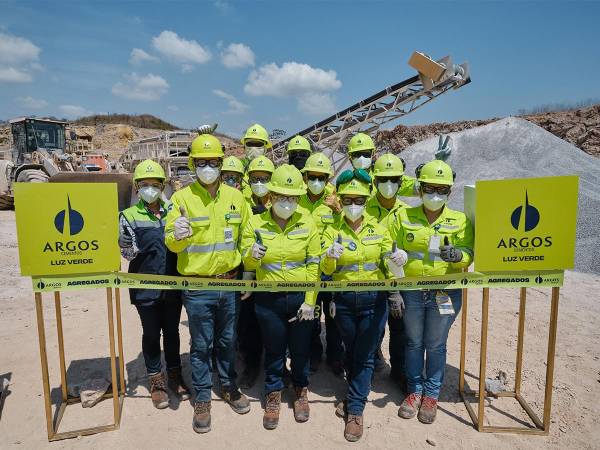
240, 123, 272, 149
286, 135, 311, 153
222, 156, 245, 175
188, 134, 224, 170
337, 178, 371, 196
347, 132, 375, 154
417, 160, 455, 186
247, 155, 275, 174
301, 152, 332, 176
133, 159, 166, 182
373, 153, 404, 177
267, 164, 306, 196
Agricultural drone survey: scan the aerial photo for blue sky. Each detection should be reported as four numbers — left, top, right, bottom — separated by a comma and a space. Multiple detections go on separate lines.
1, 0, 599, 137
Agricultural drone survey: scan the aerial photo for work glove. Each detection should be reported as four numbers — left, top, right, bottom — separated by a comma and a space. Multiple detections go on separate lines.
118, 231, 133, 248
440, 236, 463, 263
435, 135, 453, 162
197, 123, 218, 134
326, 234, 344, 259
174, 206, 192, 240
388, 291, 405, 319
296, 302, 316, 321
389, 246, 408, 267
251, 230, 267, 260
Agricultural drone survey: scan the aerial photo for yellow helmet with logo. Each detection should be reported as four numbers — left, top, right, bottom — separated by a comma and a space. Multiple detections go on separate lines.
301, 152, 332, 176
373, 153, 404, 177
347, 132, 375, 154
240, 123, 272, 149
337, 178, 371, 196
188, 134, 224, 170
133, 159, 166, 182
286, 135, 311, 153
222, 156, 245, 175
247, 155, 275, 174
417, 160, 455, 186
267, 164, 306, 196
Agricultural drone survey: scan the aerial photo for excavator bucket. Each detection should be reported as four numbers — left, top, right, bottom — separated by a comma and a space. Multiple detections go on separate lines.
49, 172, 134, 211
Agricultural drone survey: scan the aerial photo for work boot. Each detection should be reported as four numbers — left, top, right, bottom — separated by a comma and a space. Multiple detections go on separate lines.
263, 391, 281, 430
417, 396, 438, 424
192, 401, 211, 433
344, 414, 364, 442
239, 365, 260, 389
167, 368, 191, 401
335, 399, 347, 419
221, 388, 251, 414
398, 392, 422, 419
293, 386, 310, 422
149, 372, 169, 409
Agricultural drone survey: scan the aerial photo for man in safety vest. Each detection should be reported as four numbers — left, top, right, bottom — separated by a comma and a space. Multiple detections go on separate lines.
240, 123, 272, 200
221, 156, 245, 190
119, 159, 190, 410
245, 155, 274, 215
165, 134, 251, 434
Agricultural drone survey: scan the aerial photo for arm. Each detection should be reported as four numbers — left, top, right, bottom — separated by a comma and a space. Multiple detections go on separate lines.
164, 194, 190, 253
451, 216, 474, 269
320, 226, 337, 275
303, 222, 321, 306
118, 213, 138, 261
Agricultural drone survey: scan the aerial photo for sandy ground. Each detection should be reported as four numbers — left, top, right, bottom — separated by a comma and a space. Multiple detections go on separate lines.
0, 209, 599, 449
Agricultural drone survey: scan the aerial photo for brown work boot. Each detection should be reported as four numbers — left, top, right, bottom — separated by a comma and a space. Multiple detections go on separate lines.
263, 391, 281, 430
293, 386, 310, 422
193, 401, 211, 433
221, 388, 251, 414
167, 368, 191, 401
149, 372, 169, 409
417, 396, 438, 424
344, 414, 363, 442
398, 392, 422, 419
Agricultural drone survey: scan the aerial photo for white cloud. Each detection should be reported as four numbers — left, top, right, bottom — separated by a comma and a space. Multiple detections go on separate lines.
151, 31, 211, 70
213, 89, 249, 114
59, 105, 92, 119
0, 32, 41, 83
17, 96, 48, 109
112, 73, 169, 101
0, 67, 32, 83
129, 48, 159, 65
221, 43, 255, 69
244, 61, 341, 115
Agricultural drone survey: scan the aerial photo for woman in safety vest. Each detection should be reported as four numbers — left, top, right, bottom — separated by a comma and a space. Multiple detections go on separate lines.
241, 164, 321, 431
387, 160, 474, 424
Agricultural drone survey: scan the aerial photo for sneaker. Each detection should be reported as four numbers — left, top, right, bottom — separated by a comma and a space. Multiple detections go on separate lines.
192, 401, 211, 433
149, 372, 169, 409
344, 414, 363, 442
238, 365, 260, 389
417, 396, 438, 424
167, 368, 191, 401
398, 392, 422, 419
293, 386, 310, 422
335, 399, 347, 419
263, 391, 281, 430
221, 388, 251, 414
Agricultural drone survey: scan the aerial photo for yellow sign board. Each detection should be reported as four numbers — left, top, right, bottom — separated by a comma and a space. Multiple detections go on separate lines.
474, 176, 578, 272
14, 183, 121, 276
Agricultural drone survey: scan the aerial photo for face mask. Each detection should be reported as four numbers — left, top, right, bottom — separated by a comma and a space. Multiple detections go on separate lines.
196, 166, 220, 185
251, 181, 269, 198
289, 152, 310, 170
343, 204, 365, 222
245, 146, 265, 161
378, 181, 399, 199
422, 193, 448, 211
138, 186, 161, 204
307, 179, 325, 195
352, 156, 372, 170
272, 199, 298, 219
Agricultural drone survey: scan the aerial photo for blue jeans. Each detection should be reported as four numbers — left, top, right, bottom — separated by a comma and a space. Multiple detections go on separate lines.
254, 292, 313, 394
333, 291, 387, 415
311, 289, 345, 363
183, 290, 238, 402
402, 289, 462, 399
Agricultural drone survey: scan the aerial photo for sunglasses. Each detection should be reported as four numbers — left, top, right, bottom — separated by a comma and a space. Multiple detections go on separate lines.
137, 181, 163, 189
352, 151, 372, 159
221, 173, 242, 183
245, 140, 265, 148
307, 174, 328, 182
336, 168, 372, 187
377, 176, 401, 183
249, 175, 271, 184
421, 184, 451, 195
341, 197, 367, 206
271, 194, 299, 203
194, 159, 222, 168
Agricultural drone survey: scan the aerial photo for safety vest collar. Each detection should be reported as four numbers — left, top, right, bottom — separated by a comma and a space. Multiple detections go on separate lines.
408, 205, 457, 230
299, 192, 326, 212
133, 199, 169, 220
190, 180, 223, 202
257, 209, 309, 234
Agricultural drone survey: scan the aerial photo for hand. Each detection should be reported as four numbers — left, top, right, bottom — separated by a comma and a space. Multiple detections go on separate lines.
251, 204, 267, 215
440, 236, 463, 263
388, 291, 405, 319
323, 194, 342, 214
241, 271, 255, 299
251, 242, 267, 260
389, 248, 408, 266
118, 232, 133, 248
327, 234, 344, 259
435, 135, 452, 162
296, 302, 316, 321
174, 206, 192, 240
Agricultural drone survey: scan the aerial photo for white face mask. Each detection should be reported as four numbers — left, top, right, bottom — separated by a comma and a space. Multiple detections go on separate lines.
343, 204, 365, 222
251, 181, 269, 198
272, 199, 298, 219
196, 166, 220, 185
352, 156, 372, 170
422, 193, 448, 211
307, 179, 325, 195
138, 186, 161, 204
245, 146, 265, 161
378, 181, 399, 199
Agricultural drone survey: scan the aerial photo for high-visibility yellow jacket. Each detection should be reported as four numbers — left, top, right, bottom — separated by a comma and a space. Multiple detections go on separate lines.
385, 205, 474, 277
241, 209, 320, 305
321, 214, 393, 281
165, 181, 250, 276
365, 193, 409, 224
298, 193, 337, 239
